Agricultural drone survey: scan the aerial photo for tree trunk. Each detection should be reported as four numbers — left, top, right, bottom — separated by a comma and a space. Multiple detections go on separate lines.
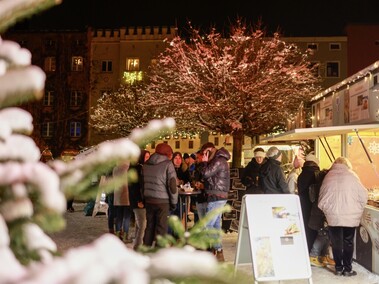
232, 129, 244, 169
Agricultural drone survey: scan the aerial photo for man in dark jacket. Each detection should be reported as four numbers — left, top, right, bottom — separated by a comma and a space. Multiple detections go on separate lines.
259, 146, 289, 194
142, 143, 177, 247
201, 142, 230, 262
241, 147, 267, 194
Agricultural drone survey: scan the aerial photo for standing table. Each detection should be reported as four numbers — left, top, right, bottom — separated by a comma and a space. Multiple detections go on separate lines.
179, 190, 201, 231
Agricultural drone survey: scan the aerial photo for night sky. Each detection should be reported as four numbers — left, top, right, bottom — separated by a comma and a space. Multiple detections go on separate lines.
15, 0, 379, 36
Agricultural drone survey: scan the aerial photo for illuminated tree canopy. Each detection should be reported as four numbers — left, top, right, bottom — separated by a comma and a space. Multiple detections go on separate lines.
144, 20, 321, 137
90, 86, 154, 136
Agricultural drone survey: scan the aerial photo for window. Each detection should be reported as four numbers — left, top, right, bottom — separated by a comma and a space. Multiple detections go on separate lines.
70, 122, 81, 137
175, 141, 180, 149
42, 122, 53, 137
70, 91, 82, 107
307, 43, 318, 51
214, 137, 219, 146
71, 56, 83, 71
44, 57, 56, 72
326, 62, 339, 77
329, 43, 341, 50
126, 58, 140, 71
189, 141, 194, 149
101, 60, 112, 72
43, 91, 54, 106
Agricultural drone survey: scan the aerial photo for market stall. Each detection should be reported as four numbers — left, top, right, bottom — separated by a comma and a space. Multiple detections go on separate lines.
262, 60, 379, 274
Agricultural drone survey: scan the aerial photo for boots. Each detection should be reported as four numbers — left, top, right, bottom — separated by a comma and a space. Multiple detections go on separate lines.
320, 255, 335, 266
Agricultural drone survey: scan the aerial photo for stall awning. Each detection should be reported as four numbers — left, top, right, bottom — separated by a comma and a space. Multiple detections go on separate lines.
261, 124, 379, 142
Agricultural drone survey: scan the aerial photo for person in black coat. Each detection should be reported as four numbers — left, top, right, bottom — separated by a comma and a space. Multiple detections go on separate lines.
297, 153, 320, 253
259, 146, 289, 194
241, 147, 267, 194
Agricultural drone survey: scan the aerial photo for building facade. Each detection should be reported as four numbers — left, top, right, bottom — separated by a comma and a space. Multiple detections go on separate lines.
3, 30, 91, 158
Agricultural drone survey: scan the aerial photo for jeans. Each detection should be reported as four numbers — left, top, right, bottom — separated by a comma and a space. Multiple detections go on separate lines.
196, 202, 208, 219
310, 228, 329, 257
133, 208, 146, 249
115, 206, 131, 233
328, 226, 356, 272
206, 200, 227, 250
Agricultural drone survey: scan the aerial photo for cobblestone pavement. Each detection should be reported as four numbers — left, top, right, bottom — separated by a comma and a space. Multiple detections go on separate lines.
50, 202, 379, 284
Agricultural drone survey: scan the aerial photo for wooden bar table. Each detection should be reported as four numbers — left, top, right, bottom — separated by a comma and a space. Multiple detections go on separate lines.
178, 189, 201, 231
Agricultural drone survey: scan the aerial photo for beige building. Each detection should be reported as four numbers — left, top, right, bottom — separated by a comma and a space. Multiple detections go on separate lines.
283, 36, 348, 90
89, 26, 177, 145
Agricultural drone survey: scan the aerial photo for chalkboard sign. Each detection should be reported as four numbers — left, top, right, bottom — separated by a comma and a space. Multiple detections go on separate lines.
234, 195, 312, 283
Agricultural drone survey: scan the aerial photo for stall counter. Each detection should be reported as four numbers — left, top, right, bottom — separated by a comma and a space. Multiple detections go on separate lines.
355, 205, 379, 275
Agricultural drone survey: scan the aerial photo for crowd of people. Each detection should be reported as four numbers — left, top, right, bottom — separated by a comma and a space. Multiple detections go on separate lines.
103, 141, 230, 262
100, 142, 368, 272
241, 146, 368, 277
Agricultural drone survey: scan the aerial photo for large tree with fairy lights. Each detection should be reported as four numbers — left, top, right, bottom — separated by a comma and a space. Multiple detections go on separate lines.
143, 20, 321, 167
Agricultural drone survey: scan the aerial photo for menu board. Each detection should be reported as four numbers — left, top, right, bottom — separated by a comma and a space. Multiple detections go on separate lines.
235, 195, 312, 282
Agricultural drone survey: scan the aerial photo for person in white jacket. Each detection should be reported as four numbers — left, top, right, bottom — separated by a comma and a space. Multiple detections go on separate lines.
318, 157, 368, 277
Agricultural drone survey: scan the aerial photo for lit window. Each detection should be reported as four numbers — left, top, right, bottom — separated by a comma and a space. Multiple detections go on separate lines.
101, 60, 112, 72
175, 141, 180, 149
42, 122, 53, 137
72, 56, 83, 71
329, 43, 341, 50
214, 137, 219, 146
43, 91, 54, 106
326, 62, 339, 77
44, 57, 56, 72
126, 58, 140, 71
70, 122, 81, 137
189, 141, 194, 149
70, 91, 82, 107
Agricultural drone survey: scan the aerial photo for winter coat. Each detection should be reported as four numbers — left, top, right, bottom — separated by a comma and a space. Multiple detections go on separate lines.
241, 158, 267, 194
318, 163, 368, 227
307, 169, 328, 230
297, 161, 320, 218
143, 153, 178, 206
202, 147, 231, 201
259, 158, 289, 194
128, 163, 144, 209
174, 164, 191, 185
113, 162, 130, 206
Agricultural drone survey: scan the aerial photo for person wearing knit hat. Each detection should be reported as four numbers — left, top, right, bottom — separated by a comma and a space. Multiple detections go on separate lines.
155, 143, 173, 159
266, 146, 282, 161
259, 146, 289, 194
241, 147, 267, 194
142, 143, 177, 247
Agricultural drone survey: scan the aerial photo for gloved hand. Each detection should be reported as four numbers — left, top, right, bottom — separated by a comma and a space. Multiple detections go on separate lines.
170, 204, 177, 212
